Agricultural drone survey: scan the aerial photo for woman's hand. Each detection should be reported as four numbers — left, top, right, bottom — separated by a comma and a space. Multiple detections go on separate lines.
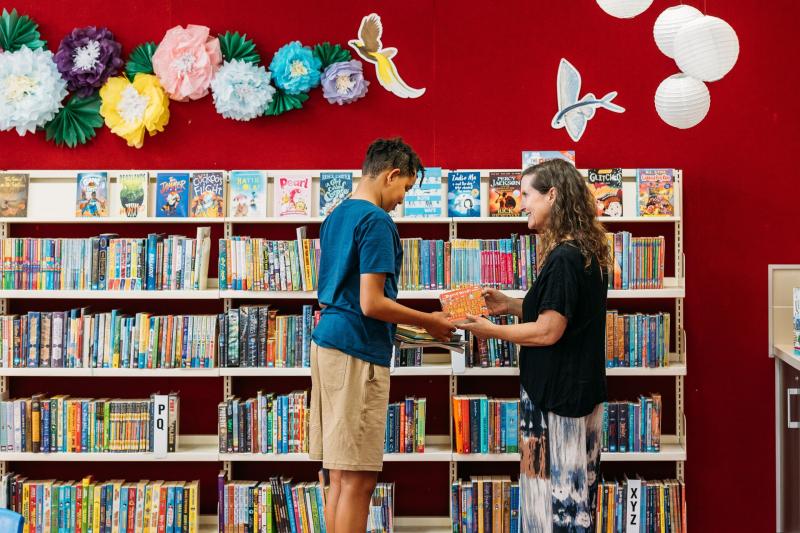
482, 288, 510, 315
460, 314, 497, 339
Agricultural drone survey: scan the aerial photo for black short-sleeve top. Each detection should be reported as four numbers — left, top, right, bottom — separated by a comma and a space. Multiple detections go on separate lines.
519, 241, 608, 417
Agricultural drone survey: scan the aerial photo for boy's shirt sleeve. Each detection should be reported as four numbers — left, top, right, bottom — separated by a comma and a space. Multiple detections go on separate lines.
357, 213, 398, 275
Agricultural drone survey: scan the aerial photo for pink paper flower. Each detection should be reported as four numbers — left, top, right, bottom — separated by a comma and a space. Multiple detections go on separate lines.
152, 24, 222, 101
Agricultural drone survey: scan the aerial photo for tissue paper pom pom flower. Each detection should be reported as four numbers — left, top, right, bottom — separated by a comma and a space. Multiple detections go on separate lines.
54, 26, 123, 97
321, 60, 369, 105
210, 59, 276, 121
152, 24, 222, 101
0, 46, 68, 135
99, 73, 170, 148
269, 41, 321, 95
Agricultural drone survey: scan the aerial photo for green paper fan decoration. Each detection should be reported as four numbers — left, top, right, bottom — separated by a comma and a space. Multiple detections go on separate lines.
125, 42, 157, 79
219, 31, 260, 64
313, 42, 352, 69
0, 8, 46, 52
265, 90, 309, 116
44, 94, 103, 148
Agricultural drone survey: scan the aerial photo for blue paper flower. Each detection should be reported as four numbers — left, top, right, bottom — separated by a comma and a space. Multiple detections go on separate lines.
269, 41, 321, 95
210, 59, 276, 121
0, 46, 68, 135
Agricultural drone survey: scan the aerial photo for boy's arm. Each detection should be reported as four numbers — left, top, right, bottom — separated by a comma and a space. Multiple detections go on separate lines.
359, 273, 454, 342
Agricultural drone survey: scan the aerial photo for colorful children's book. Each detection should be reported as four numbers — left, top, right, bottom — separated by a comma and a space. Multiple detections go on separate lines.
587, 168, 623, 217
404, 167, 442, 218
190, 171, 225, 218
319, 172, 353, 216
636, 169, 675, 217
0, 173, 29, 217
488, 172, 522, 217
75, 172, 109, 217
155, 173, 190, 218
521, 150, 576, 170
275, 176, 312, 217
447, 171, 481, 218
117, 172, 148, 218
229, 170, 267, 218
439, 286, 489, 323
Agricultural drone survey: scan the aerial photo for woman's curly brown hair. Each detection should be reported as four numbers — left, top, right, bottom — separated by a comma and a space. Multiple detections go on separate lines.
522, 159, 612, 272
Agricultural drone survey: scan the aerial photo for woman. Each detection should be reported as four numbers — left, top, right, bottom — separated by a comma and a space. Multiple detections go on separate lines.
461, 159, 611, 532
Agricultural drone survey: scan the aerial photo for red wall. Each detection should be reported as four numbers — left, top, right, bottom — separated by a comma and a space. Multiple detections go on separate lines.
1, 0, 789, 530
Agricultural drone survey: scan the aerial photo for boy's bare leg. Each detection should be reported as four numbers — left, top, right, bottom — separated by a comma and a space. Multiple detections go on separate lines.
326, 469, 343, 533
335, 470, 378, 533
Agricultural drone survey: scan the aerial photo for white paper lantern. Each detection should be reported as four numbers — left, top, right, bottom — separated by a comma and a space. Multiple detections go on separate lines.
596, 0, 654, 19
654, 74, 710, 129
674, 16, 739, 82
653, 5, 703, 58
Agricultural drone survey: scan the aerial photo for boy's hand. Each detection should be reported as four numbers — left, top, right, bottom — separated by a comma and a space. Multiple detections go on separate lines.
424, 311, 456, 342
482, 288, 510, 315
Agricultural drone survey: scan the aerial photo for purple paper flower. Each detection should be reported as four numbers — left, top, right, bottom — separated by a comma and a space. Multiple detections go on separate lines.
321, 60, 369, 105
54, 26, 123, 97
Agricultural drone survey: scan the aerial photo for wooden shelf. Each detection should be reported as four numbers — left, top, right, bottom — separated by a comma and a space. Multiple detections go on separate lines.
221, 281, 684, 300
0, 363, 686, 378
601, 435, 686, 462
773, 344, 800, 372
219, 290, 316, 299
0, 217, 225, 224
91, 368, 218, 378
452, 435, 684, 462
0, 434, 685, 463
392, 364, 453, 376
452, 215, 679, 224
0, 216, 678, 225
0, 435, 218, 462
197, 515, 450, 533
0, 289, 219, 300
218, 367, 311, 377
394, 517, 452, 533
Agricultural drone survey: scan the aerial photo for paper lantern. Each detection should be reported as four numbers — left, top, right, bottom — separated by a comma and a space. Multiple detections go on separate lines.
674, 16, 739, 82
654, 74, 710, 129
596, 0, 654, 19
653, 5, 703, 58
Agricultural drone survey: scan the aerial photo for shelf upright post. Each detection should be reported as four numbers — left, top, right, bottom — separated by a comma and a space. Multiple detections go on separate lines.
0, 220, 6, 476
223, 172, 233, 480
675, 169, 685, 482
448, 217, 458, 489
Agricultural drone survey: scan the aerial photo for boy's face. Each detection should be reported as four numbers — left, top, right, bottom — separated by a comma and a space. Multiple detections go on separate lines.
380, 169, 417, 212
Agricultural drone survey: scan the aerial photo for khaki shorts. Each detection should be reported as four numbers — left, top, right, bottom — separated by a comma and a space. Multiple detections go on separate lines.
309, 342, 390, 471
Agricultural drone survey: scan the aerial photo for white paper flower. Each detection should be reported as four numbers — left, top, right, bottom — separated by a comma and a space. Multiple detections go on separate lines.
0, 46, 68, 135
210, 59, 276, 121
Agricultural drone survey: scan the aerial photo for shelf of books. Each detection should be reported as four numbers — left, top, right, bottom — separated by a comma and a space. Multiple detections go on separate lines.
0, 163, 686, 531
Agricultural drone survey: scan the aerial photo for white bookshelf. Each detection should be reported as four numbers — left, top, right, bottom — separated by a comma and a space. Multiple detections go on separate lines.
0, 435, 218, 462
0, 289, 220, 300
0, 167, 686, 529
218, 280, 685, 300
0, 362, 686, 377
50, 434, 677, 463
196, 515, 451, 533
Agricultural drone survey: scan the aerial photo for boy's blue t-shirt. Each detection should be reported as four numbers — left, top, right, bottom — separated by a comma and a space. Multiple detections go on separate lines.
312, 198, 402, 366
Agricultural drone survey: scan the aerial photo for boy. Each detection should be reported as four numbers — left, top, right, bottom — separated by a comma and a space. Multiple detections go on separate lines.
310, 138, 454, 532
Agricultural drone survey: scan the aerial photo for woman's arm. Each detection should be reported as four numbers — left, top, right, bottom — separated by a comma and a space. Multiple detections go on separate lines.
461, 310, 567, 347
483, 288, 524, 318
506, 298, 523, 318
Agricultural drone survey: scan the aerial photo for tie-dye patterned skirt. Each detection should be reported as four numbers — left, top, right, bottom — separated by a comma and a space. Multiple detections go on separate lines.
518, 385, 603, 533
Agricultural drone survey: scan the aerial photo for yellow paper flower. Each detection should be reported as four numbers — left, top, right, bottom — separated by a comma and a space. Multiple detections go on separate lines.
99, 73, 169, 148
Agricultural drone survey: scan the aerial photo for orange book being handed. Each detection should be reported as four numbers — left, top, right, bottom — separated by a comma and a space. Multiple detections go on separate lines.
439, 286, 489, 324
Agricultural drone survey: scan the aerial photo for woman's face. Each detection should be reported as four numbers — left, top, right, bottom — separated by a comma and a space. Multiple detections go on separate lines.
521, 174, 554, 232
